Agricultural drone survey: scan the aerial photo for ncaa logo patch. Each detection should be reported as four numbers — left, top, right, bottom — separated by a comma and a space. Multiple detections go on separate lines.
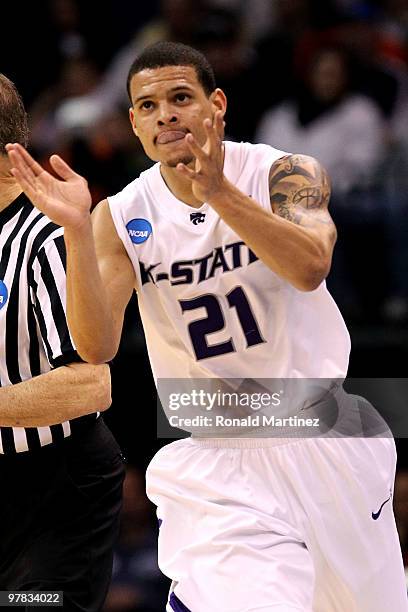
126, 218, 152, 244
0, 280, 8, 311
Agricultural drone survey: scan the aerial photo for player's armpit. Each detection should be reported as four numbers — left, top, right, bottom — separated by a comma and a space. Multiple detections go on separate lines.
269, 154, 336, 237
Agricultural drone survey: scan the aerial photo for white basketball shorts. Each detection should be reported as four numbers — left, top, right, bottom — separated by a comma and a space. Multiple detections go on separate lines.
146, 415, 407, 611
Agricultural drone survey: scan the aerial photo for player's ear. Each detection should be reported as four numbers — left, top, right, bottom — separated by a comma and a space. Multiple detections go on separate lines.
129, 107, 138, 137
210, 88, 227, 120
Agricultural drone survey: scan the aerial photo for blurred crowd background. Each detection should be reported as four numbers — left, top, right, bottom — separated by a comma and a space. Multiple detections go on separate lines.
2, 0, 408, 607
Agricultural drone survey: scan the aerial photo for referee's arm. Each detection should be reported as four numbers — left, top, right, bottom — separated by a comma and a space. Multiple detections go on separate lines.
0, 362, 111, 426
0, 233, 111, 427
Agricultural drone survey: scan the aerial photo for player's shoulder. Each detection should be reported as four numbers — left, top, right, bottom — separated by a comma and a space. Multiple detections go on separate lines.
268, 153, 330, 188
91, 198, 131, 258
225, 140, 287, 161
224, 140, 289, 179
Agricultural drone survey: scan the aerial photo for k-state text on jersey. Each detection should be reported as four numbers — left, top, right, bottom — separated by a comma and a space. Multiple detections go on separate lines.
139, 240, 259, 286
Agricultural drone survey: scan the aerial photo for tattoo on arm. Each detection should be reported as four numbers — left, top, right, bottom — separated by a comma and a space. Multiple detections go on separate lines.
269, 155, 333, 227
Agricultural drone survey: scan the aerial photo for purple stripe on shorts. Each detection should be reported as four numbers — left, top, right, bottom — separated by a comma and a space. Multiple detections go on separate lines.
169, 592, 191, 611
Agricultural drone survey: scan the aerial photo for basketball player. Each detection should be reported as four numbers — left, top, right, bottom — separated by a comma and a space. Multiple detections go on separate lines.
7, 42, 407, 611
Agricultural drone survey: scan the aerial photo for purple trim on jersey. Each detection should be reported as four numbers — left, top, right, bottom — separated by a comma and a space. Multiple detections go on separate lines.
169, 592, 191, 611
158, 518, 162, 527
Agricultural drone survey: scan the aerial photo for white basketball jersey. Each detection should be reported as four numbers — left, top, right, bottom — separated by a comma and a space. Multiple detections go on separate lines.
108, 141, 350, 380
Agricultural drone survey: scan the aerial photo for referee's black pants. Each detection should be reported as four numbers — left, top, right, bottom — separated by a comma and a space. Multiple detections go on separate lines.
0, 417, 125, 611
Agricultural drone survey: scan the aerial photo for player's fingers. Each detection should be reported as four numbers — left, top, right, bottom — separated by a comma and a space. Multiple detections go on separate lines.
8, 150, 37, 191
211, 111, 224, 142
49, 154, 80, 181
10, 167, 40, 200
204, 117, 218, 147
185, 133, 207, 160
176, 163, 196, 180
10, 168, 57, 219
215, 110, 224, 137
206, 114, 223, 151
9, 152, 38, 189
7, 143, 45, 177
7, 147, 36, 182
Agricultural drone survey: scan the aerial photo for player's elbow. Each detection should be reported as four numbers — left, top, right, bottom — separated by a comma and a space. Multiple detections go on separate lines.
295, 259, 330, 292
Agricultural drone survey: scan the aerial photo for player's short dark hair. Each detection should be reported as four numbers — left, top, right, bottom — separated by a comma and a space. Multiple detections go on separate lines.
0, 74, 28, 154
126, 41, 216, 103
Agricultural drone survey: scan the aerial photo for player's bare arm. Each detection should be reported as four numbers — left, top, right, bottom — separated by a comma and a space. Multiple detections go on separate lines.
268, 153, 335, 236
177, 116, 336, 291
6, 144, 135, 362
0, 362, 111, 427
62, 200, 134, 362
89, 200, 135, 360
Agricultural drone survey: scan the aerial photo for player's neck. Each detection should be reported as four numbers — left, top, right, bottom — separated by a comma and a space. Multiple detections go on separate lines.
159, 164, 204, 208
0, 157, 23, 212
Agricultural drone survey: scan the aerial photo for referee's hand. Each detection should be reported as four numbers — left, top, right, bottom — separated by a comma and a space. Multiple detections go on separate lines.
6, 143, 92, 230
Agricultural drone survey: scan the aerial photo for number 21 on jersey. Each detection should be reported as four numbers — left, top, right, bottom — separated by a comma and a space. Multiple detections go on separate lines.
179, 286, 265, 361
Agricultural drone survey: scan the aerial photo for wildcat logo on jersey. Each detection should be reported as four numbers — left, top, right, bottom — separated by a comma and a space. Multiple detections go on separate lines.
126, 218, 152, 244
0, 280, 8, 310
190, 212, 206, 225
139, 240, 259, 286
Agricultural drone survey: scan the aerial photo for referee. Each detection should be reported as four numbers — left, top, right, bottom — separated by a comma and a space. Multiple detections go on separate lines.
0, 74, 125, 610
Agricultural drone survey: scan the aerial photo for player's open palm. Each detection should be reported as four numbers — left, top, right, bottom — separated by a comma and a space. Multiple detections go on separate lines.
6, 143, 92, 230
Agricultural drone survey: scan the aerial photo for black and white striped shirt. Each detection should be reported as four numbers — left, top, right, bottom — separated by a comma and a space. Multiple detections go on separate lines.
0, 192, 98, 454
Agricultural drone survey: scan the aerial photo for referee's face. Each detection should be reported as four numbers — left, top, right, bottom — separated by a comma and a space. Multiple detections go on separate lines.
128, 65, 226, 168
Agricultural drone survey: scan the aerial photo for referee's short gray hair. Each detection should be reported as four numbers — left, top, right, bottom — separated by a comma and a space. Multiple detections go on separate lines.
0, 74, 29, 154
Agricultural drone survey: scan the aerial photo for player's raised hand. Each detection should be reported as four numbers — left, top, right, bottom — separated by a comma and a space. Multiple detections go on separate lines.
176, 110, 226, 203
6, 143, 92, 230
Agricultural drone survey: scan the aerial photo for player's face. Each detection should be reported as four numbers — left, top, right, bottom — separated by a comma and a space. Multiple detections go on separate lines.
128, 65, 226, 168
